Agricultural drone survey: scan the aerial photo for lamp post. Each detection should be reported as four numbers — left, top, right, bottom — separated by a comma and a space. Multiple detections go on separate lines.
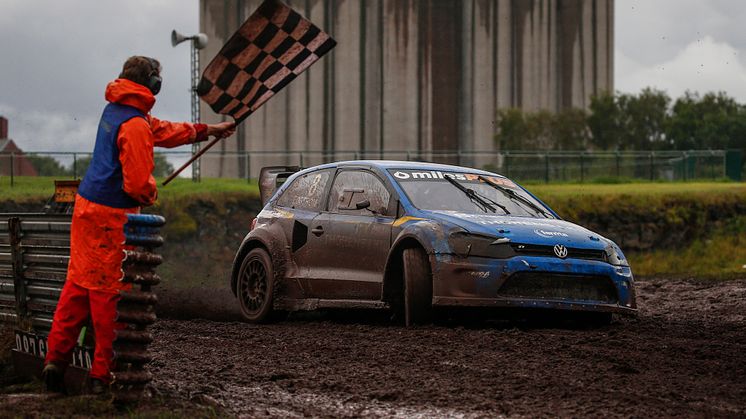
171, 30, 208, 182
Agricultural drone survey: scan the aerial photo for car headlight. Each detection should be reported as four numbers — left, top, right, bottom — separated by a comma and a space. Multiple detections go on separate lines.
448, 231, 513, 258
605, 244, 629, 266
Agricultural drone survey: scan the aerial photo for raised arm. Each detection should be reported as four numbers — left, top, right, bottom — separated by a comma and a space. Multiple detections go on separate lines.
149, 117, 236, 148
149, 116, 206, 148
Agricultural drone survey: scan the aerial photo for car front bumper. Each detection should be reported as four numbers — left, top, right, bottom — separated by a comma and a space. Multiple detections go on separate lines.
430, 254, 638, 316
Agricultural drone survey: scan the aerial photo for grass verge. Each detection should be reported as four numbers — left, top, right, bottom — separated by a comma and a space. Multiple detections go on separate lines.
525, 181, 746, 200
629, 216, 746, 278
0, 176, 259, 202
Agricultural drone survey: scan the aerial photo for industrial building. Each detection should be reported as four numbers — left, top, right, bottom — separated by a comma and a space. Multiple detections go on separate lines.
198, 0, 613, 177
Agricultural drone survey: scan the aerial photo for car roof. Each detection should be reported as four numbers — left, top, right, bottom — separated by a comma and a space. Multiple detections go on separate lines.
298, 160, 506, 178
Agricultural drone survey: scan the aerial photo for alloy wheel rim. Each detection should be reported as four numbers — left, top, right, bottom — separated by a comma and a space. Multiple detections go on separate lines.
240, 258, 267, 312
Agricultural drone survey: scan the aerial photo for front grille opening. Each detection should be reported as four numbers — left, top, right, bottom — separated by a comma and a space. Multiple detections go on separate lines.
498, 272, 618, 303
511, 243, 607, 262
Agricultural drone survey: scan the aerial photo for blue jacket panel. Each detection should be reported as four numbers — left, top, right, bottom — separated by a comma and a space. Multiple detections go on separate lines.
78, 103, 146, 208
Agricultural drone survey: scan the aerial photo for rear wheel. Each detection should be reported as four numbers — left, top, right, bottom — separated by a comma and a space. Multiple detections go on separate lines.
403, 247, 433, 326
237, 248, 279, 323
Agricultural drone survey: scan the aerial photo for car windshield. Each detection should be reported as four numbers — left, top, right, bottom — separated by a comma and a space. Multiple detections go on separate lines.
389, 169, 553, 218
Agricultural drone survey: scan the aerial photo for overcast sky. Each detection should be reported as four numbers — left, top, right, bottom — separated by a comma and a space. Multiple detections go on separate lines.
1, 0, 745, 156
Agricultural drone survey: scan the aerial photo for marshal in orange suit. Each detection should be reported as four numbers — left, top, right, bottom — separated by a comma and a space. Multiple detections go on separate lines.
42, 56, 235, 394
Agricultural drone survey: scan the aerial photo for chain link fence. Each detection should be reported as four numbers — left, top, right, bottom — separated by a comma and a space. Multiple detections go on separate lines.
0, 149, 741, 186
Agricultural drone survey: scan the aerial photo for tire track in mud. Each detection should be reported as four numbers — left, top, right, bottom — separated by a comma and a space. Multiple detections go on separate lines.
149, 278, 746, 418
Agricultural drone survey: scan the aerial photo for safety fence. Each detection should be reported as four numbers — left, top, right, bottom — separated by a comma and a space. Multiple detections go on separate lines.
0, 149, 741, 184
0, 212, 165, 401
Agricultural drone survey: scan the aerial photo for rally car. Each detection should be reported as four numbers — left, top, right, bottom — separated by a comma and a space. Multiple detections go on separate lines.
231, 161, 637, 325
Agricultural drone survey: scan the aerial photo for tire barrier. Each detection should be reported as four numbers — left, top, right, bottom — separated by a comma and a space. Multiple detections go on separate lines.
112, 213, 165, 404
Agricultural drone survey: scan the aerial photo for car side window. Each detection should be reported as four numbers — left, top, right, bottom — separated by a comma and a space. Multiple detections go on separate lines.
327, 170, 391, 216
276, 170, 331, 211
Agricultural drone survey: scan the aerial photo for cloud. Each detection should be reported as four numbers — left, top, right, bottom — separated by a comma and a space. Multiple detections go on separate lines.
615, 0, 744, 67
0, 0, 198, 151
0, 103, 97, 152
616, 36, 746, 102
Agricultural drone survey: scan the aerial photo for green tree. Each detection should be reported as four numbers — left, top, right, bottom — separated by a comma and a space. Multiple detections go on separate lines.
496, 108, 588, 151
69, 153, 175, 178
552, 108, 590, 150
587, 88, 670, 151
587, 90, 623, 150
668, 91, 746, 151
153, 153, 175, 178
71, 155, 92, 178
26, 155, 71, 176
495, 108, 532, 150
618, 88, 670, 150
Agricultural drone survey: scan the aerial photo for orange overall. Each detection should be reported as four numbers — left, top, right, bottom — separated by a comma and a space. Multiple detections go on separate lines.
45, 79, 207, 382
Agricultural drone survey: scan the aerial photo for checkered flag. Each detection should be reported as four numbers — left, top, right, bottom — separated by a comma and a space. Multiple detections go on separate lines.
197, 0, 336, 122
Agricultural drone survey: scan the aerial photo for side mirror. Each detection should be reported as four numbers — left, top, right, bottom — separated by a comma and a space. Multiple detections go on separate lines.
355, 199, 371, 210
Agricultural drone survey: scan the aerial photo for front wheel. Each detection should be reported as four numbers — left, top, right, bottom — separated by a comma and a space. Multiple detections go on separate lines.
236, 248, 279, 323
403, 247, 433, 326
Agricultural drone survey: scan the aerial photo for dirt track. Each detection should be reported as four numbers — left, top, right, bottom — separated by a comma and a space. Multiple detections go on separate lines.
147, 277, 746, 418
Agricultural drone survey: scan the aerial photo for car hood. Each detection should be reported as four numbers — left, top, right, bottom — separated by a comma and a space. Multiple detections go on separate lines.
424, 210, 607, 249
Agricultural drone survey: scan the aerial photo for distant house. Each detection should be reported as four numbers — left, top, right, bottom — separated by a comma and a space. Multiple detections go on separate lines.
0, 116, 38, 176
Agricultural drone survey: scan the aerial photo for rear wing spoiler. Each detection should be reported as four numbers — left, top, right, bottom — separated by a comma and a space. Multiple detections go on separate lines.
258, 166, 302, 205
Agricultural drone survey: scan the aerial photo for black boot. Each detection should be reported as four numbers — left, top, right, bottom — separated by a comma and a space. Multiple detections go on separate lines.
90, 378, 108, 395
41, 363, 66, 395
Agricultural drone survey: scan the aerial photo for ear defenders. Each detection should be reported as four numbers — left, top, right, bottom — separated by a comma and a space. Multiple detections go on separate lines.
145, 57, 162, 95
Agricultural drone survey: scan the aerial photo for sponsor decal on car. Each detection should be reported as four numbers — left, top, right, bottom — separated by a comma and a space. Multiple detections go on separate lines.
451, 213, 559, 228
392, 216, 426, 227
534, 229, 569, 238
390, 169, 517, 188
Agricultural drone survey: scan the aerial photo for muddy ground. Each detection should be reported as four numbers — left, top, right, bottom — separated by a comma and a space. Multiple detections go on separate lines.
148, 277, 746, 418
2, 277, 745, 418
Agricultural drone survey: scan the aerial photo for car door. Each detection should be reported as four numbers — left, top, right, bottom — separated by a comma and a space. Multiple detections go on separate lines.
273, 169, 333, 298
305, 169, 394, 300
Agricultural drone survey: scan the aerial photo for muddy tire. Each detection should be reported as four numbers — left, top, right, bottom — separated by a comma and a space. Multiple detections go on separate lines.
237, 248, 279, 323
583, 312, 613, 327
403, 247, 433, 326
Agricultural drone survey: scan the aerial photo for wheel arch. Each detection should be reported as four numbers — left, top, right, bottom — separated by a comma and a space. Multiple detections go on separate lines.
382, 235, 431, 306
231, 237, 272, 296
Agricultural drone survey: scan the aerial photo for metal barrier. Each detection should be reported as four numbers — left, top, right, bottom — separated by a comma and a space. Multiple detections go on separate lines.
0, 213, 72, 332
0, 212, 165, 402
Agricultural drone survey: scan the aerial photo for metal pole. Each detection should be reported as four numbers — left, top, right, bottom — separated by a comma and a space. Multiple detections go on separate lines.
615, 152, 620, 178
73, 153, 78, 179
191, 41, 201, 183
247, 153, 251, 183
9, 217, 28, 324
245, 153, 250, 183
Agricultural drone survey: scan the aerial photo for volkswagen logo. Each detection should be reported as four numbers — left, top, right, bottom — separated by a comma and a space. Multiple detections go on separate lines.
553, 244, 568, 259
